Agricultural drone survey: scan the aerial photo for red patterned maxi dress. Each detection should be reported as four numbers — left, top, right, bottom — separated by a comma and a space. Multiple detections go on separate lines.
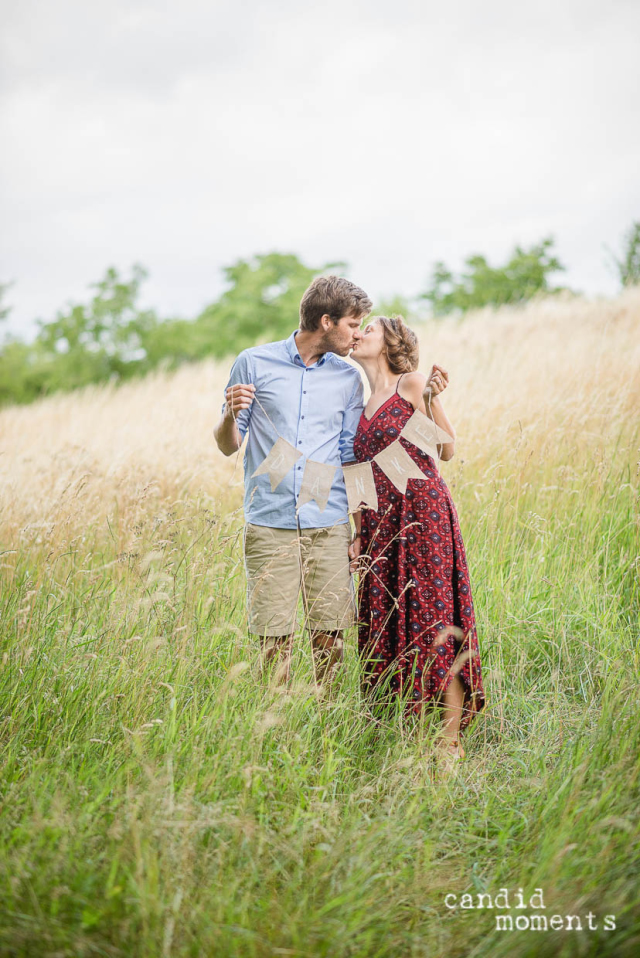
353, 391, 486, 732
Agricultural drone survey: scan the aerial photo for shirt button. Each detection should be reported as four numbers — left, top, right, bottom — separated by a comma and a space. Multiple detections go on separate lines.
301, 415, 304, 419
303, 390, 307, 394
298, 440, 302, 444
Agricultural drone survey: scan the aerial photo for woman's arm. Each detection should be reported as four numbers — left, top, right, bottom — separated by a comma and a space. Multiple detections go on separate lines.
398, 369, 456, 461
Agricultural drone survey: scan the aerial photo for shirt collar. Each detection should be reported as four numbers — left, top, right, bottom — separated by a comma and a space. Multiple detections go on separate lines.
285, 329, 330, 367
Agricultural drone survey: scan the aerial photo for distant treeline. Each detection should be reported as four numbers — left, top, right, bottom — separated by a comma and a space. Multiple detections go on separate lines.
1, 224, 638, 408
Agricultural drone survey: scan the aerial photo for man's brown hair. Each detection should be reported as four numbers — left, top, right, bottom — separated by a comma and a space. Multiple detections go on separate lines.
299, 275, 373, 331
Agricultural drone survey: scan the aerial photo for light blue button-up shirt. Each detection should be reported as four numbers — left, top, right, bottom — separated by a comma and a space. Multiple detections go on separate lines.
222, 329, 365, 529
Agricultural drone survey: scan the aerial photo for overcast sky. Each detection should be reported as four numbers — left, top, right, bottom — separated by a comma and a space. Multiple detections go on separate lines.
1, 0, 639, 339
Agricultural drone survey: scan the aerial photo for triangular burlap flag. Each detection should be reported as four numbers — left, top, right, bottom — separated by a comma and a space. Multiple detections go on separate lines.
400, 409, 453, 464
342, 462, 378, 513
251, 437, 302, 492
296, 459, 336, 513
374, 439, 425, 495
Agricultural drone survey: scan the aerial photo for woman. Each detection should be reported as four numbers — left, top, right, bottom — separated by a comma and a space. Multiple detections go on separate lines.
349, 315, 486, 769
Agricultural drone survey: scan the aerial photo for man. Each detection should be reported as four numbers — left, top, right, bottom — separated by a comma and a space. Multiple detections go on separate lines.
214, 275, 372, 687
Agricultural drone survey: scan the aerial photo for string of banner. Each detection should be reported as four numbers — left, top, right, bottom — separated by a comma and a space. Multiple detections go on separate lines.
246, 393, 454, 515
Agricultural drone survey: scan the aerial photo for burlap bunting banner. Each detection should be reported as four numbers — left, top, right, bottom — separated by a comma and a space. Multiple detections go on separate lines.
296, 460, 336, 513
373, 440, 426, 495
251, 437, 302, 492
251, 408, 452, 512
402, 409, 453, 457
342, 462, 379, 513
343, 410, 453, 511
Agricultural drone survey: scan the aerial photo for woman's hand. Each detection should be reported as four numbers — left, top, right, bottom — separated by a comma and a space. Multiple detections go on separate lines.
423, 364, 449, 401
348, 534, 361, 574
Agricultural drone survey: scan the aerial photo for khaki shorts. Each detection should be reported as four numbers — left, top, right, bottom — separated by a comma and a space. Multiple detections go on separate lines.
243, 523, 355, 636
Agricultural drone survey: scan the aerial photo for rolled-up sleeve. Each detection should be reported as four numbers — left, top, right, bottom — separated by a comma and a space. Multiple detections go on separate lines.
339, 374, 365, 463
222, 350, 254, 442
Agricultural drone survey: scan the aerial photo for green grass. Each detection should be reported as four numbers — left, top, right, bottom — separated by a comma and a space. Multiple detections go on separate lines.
1, 438, 639, 957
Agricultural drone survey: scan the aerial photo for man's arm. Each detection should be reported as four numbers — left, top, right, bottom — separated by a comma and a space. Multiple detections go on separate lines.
339, 374, 365, 464
214, 384, 256, 456
341, 374, 365, 569
214, 351, 255, 457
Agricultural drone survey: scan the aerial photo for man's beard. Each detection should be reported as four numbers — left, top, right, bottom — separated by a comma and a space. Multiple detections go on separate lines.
319, 328, 348, 356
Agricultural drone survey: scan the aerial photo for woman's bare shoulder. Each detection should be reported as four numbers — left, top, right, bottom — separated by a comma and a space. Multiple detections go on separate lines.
398, 372, 428, 410
399, 371, 428, 390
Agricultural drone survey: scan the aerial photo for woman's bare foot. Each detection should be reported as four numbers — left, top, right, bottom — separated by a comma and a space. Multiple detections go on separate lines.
434, 739, 465, 777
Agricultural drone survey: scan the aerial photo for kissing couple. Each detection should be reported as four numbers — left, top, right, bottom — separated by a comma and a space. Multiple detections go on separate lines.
214, 275, 486, 767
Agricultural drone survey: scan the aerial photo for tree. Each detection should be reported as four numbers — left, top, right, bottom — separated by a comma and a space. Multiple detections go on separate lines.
0, 266, 168, 405
0, 281, 13, 325
31, 264, 160, 395
371, 294, 413, 320
606, 221, 640, 288
420, 237, 569, 316
0, 254, 357, 407
35, 263, 156, 362
0, 282, 38, 406
194, 252, 347, 357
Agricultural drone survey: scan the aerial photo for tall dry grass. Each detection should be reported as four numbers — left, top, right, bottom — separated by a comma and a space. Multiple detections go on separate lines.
2, 288, 639, 544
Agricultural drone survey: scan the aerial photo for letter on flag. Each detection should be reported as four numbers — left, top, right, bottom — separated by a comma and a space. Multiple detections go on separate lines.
374, 440, 425, 495
296, 459, 336, 512
251, 438, 302, 492
400, 409, 453, 465
342, 462, 378, 513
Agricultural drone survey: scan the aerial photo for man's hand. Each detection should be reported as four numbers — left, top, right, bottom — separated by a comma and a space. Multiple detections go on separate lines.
423, 364, 449, 401
215, 383, 255, 456
224, 383, 256, 418
348, 533, 361, 574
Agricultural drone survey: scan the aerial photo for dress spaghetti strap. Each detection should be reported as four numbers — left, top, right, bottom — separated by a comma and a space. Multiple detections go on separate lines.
395, 373, 406, 394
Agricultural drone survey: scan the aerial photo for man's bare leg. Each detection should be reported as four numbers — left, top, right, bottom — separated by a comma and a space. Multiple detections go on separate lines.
310, 629, 344, 688
259, 633, 294, 686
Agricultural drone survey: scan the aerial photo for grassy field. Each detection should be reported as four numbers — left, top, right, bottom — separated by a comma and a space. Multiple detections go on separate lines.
1, 289, 639, 957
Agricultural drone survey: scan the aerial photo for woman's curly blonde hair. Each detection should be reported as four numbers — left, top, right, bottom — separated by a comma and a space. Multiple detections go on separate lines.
376, 315, 419, 374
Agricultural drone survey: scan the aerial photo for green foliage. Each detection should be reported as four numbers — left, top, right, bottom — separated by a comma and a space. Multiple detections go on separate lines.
195, 252, 345, 356
421, 237, 569, 316
370, 294, 413, 320
35, 264, 156, 359
32, 263, 161, 387
0, 265, 163, 406
607, 220, 640, 288
0, 281, 13, 323
0, 340, 41, 407
0, 253, 345, 408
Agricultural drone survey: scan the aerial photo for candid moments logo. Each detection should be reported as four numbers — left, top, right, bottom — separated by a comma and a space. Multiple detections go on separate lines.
444, 888, 616, 932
